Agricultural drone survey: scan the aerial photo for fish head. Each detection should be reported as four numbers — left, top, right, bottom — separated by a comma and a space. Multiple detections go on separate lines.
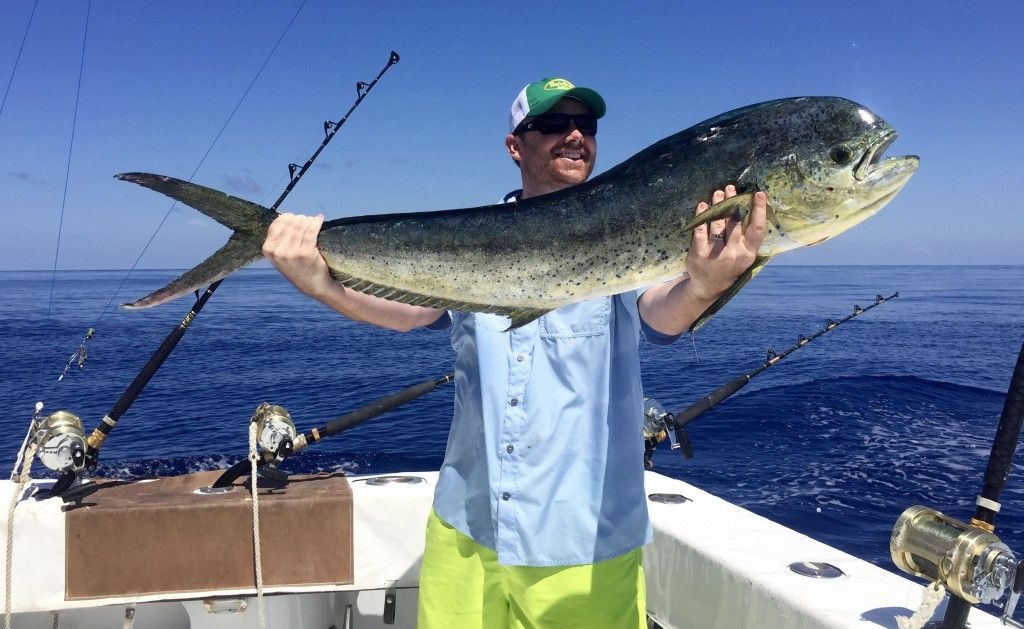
755, 98, 919, 253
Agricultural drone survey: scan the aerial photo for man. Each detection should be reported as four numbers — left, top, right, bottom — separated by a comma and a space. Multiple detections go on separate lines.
263, 77, 766, 628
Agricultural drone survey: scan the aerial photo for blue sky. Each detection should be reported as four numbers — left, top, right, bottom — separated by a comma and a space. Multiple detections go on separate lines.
1, 1, 1022, 270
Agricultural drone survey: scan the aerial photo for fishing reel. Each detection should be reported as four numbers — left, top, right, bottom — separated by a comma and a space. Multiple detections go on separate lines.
891, 505, 1024, 625
253, 403, 298, 460
247, 402, 303, 484
26, 406, 92, 497
211, 402, 311, 489
642, 397, 694, 470
34, 408, 87, 473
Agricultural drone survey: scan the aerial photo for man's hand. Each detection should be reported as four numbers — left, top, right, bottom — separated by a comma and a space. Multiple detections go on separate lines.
262, 212, 444, 332
685, 185, 767, 301
262, 213, 336, 301
637, 185, 767, 335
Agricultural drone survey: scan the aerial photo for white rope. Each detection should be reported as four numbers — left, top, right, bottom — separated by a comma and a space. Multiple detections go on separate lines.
896, 581, 947, 629
5, 442, 38, 629
249, 421, 267, 629
9, 408, 38, 481
51, 610, 58, 629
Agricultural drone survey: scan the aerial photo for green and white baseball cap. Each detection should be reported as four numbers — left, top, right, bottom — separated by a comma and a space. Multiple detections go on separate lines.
509, 77, 606, 133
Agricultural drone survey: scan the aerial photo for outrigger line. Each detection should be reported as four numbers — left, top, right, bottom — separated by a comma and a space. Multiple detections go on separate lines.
643, 292, 900, 467
43, 51, 401, 496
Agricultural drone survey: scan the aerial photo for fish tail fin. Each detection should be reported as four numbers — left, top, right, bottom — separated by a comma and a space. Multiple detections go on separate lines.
116, 173, 276, 309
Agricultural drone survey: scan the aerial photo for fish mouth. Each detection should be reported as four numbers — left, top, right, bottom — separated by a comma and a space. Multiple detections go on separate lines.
854, 131, 896, 181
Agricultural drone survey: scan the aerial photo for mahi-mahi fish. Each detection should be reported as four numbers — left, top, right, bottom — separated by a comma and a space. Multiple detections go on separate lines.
118, 96, 918, 331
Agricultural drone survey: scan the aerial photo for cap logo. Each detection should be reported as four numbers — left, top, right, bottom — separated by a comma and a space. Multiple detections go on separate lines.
544, 79, 575, 91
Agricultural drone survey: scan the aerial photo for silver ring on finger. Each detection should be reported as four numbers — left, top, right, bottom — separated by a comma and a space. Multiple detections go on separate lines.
710, 232, 725, 241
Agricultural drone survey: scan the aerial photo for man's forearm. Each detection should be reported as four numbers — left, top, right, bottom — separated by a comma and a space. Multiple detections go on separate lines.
638, 276, 721, 337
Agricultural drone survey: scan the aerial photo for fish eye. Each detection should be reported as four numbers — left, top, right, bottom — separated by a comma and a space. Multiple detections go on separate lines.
830, 145, 853, 165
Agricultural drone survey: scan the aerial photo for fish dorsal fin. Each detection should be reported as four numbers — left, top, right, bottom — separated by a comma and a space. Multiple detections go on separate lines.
682, 193, 756, 231
689, 255, 772, 333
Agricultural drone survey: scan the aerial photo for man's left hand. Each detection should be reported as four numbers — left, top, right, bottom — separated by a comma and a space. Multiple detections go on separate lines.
685, 185, 767, 301
637, 185, 767, 336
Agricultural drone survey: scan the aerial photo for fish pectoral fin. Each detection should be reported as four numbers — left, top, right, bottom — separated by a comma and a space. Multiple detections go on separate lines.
504, 308, 551, 331
689, 255, 771, 333
682, 193, 755, 232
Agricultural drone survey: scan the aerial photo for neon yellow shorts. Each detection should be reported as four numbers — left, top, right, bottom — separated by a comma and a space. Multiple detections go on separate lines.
417, 509, 647, 629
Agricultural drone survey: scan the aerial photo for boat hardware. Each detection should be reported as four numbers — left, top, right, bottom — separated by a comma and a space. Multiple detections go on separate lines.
363, 475, 426, 486
203, 598, 248, 615
642, 292, 899, 468
647, 493, 691, 504
889, 341, 1024, 628
383, 584, 398, 624
38, 50, 400, 497
788, 562, 845, 579
211, 373, 454, 488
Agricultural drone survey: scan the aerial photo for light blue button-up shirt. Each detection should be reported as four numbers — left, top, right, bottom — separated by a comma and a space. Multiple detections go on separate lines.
429, 291, 671, 566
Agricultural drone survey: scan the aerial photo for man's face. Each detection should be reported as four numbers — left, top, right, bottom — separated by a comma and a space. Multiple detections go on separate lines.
506, 97, 597, 198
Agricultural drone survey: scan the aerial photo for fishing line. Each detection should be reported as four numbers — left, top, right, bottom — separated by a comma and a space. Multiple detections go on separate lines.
949, 297, 1024, 516
89, 0, 311, 328
32, 0, 90, 394
0, 0, 38, 121
61, 0, 310, 410
70, 49, 401, 473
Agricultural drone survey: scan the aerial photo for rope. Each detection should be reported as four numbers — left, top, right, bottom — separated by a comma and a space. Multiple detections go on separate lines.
248, 422, 266, 629
895, 581, 946, 629
4, 442, 38, 629
9, 408, 38, 481
51, 611, 57, 629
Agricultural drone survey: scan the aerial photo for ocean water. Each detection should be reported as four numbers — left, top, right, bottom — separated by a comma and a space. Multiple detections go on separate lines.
2, 265, 1024, 612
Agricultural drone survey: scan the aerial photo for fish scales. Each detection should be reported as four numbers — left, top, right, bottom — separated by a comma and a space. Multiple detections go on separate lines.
117, 97, 918, 330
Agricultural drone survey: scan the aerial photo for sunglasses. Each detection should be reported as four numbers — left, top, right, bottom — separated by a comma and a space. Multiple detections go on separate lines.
514, 113, 598, 137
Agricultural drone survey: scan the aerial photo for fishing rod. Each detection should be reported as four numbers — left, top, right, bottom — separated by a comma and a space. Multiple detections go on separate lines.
889, 341, 1024, 628
643, 292, 899, 468
211, 372, 455, 489
35, 51, 401, 496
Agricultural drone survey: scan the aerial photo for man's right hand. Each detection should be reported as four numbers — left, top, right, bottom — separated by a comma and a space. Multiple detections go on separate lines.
262, 212, 444, 332
262, 213, 336, 301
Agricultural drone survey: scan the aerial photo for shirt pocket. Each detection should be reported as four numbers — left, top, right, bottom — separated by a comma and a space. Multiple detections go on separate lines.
539, 298, 610, 339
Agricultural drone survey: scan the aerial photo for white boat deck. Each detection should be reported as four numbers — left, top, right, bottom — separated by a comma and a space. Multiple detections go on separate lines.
0, 471, 1005, 628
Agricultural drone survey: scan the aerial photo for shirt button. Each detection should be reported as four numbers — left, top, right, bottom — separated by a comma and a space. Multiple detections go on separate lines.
506, 444, 514, 454
502, 492, 511, 501
516, 354, 525, 362
509, 398, 518, 407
